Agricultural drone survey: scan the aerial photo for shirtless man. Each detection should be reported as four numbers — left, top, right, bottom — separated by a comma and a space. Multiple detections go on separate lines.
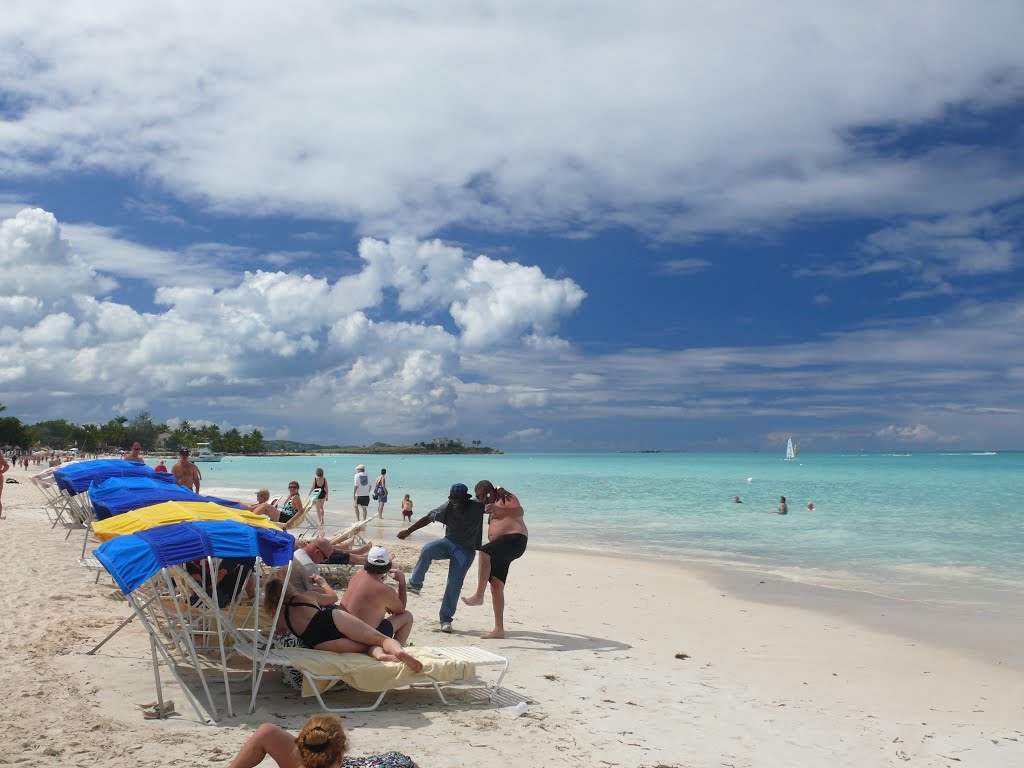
461, 481, 528, 639
124, 442, 144, 462
172, 448, 202, 492
341, 546, 414, 645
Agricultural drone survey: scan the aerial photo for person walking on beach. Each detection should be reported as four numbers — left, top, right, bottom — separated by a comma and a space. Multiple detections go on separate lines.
397, 482, 485, 632
461, 481, 529, 639
401, 493, 414, 525
172, 448, 202, 492
0, 452, 9, 520
309, 468, 329, 535
124, 442, 143, 461
353, 464, 370, 521
373, 468, 388, 519
775, 496, 788, 515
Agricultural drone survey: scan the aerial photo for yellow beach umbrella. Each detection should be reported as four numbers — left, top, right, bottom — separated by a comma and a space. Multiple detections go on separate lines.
92, 500, 283, 542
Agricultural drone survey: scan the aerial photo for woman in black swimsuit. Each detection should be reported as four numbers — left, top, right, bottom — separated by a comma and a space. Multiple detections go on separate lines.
309, 468, 329, 535
264, 577, 423, 671
278, 481, 306, 530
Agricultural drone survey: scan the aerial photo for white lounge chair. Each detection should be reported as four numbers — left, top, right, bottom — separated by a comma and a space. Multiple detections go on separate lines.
230, 638, 510, 714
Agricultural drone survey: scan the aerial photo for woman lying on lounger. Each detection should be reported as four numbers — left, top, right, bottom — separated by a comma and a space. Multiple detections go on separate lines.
227, 714, 418, 768
264, 577, 423, 672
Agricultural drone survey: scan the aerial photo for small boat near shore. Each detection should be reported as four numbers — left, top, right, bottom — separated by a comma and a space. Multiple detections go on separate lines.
193, 442, 222, 462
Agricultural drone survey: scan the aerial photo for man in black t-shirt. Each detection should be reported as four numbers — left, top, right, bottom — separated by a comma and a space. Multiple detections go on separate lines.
398, 483, 484, 632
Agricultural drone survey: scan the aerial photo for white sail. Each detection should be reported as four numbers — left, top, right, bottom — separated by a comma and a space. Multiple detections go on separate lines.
785, 437, 795, 460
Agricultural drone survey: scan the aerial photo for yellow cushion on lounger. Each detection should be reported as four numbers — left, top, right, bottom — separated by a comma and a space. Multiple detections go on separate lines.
271, 645, 477, 696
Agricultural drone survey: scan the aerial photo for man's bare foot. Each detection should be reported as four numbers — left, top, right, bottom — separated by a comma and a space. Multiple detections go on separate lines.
461, 594, 484, 606
351, 542, 371, 555
480, 629, 505, 639
396, 650, 424, 673
375, 652, 401, 664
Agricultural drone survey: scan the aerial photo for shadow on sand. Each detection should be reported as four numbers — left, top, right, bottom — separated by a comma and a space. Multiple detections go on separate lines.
444, 628, 631, 654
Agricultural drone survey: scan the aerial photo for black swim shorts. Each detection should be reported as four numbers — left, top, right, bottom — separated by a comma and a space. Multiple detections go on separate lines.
376, 618, 395, 638
356, 495, 370, 506
480, 533, 528, 584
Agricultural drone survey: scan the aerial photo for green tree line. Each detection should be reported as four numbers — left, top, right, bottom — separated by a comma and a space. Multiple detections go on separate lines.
0, 405, 264, 454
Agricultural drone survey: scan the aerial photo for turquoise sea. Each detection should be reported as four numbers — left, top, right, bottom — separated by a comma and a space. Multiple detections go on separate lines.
192, 451, 1024, 607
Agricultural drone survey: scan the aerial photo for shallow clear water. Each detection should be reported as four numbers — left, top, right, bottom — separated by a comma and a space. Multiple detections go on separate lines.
193, 451, 1024, 604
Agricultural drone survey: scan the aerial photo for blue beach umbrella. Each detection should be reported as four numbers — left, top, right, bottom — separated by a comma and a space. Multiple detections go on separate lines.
94, 519, 294, 595
53, 458, 158, 495
88, 476, 244, 520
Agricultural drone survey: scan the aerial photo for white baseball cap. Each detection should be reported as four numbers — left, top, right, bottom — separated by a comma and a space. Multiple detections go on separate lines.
367, 545, 391, 566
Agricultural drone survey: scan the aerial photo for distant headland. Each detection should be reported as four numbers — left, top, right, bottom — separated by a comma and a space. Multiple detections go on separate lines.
264, 437, 502, 455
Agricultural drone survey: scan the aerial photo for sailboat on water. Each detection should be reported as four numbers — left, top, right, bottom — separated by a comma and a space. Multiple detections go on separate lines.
785, 436, 797, 461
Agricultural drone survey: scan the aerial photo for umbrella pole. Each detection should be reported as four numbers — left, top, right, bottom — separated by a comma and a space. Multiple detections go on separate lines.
133, 597, 209, 724
151, 634, 164, 715
160, 569, 220, 721
86, 594, 156, 655
249, 559, 291, 715
208, 556, 235, 719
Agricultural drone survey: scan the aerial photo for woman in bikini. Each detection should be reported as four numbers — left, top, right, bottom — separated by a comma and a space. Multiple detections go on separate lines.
309, 468, 329, 535
264, 577, 423, 672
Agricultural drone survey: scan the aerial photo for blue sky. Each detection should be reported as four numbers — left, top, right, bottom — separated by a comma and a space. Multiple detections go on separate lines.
2, 3, 1023, 451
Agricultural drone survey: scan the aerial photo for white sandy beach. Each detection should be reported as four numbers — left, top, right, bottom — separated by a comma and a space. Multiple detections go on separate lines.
1, 462, 1022, 768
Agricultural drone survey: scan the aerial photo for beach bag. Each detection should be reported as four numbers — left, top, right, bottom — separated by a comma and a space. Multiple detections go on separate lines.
372, 483, 382, 500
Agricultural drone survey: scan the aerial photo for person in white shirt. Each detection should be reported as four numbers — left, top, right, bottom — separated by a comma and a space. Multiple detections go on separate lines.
353, 464, 370, 521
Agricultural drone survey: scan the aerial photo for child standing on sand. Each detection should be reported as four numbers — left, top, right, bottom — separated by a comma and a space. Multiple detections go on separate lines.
401, 494, 413, 525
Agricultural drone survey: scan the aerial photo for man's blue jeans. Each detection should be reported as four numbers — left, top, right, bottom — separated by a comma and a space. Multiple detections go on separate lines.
409, 537, 477, 624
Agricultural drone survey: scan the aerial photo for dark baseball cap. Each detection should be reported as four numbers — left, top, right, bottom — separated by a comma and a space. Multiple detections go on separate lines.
449, 483, 470, 498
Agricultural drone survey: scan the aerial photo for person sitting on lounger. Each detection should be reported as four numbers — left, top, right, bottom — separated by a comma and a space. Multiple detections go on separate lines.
277, 481, 307, 529
227, 714, 419, 768
341, 546, 414, 645
263, 577, 423, 672
285, 538, 371, 593
248, 488, 282, 520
